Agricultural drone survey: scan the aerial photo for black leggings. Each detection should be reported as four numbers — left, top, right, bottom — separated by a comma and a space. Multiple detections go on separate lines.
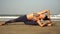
5, 15, 38, 25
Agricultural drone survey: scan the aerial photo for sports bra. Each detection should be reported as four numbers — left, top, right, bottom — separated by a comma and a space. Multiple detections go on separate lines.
33, 13, 40, 17
32, 13, 40, 21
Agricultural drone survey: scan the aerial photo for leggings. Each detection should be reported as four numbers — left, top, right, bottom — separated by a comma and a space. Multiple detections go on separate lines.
5, 15, 38, 25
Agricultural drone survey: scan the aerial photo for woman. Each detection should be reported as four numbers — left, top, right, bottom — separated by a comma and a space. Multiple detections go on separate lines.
0, 10, 52, 27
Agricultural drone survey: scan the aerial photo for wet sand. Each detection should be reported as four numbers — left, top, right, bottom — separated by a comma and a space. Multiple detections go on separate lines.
0, 21, 60, 34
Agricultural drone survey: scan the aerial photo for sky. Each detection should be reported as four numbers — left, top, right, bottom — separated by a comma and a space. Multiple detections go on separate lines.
0, 0, 60, 15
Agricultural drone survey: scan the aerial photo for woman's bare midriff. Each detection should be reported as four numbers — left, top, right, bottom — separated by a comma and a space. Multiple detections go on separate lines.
26, 14, 33, 20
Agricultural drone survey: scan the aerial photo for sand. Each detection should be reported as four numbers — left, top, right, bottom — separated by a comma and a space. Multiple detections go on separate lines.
0, 21, 60, 34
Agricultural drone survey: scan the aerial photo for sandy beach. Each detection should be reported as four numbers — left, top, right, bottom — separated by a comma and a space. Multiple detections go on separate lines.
0, 21, 60, 34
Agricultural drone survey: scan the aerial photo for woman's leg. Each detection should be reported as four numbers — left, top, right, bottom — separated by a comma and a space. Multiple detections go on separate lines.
0, 15, 27, 25
24, 20, 38, 25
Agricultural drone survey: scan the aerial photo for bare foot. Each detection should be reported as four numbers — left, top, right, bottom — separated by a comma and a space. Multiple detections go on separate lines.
0, 22, 6, 26
0, 23, 2, 26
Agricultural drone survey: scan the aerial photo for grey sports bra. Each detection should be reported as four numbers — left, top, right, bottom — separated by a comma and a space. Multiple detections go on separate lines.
32, 13, 40, 21
33, 13, 40, 17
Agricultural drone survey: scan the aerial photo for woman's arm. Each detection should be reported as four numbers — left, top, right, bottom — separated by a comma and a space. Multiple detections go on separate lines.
38, 10, 50, 19
37, 20, 51, 27
46, 10, 50, 19
37, 20, 47, 27
37, 20, 43, 27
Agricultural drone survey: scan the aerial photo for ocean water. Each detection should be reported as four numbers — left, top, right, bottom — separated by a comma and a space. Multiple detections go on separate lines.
0, 15, 60, 21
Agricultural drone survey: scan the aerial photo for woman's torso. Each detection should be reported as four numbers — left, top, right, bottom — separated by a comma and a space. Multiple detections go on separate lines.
26, 13, 40, 21
26, 13, 46, 21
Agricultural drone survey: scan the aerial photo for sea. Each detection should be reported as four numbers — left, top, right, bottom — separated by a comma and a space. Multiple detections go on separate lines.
0, 15, 60, 21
